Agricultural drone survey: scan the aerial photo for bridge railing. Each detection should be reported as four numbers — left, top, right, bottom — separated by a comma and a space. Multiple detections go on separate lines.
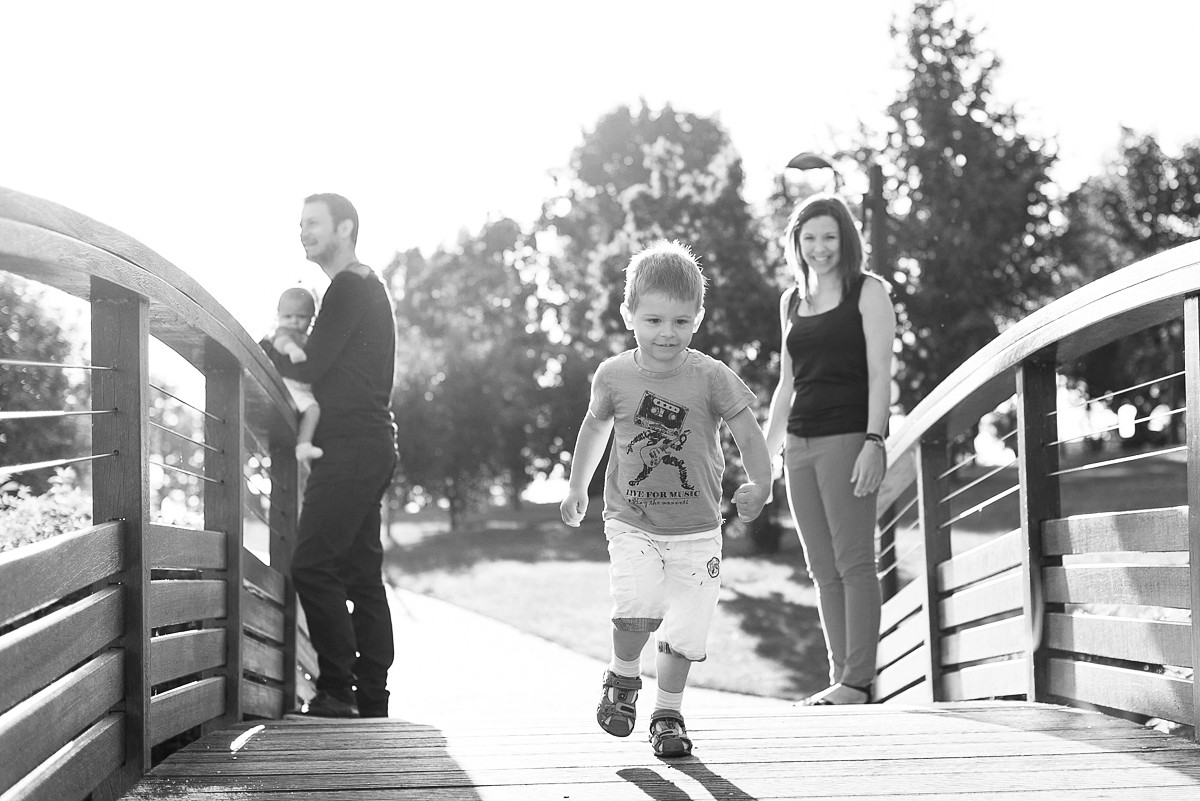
0, 187, 315, 800
874, 238, 1200, 738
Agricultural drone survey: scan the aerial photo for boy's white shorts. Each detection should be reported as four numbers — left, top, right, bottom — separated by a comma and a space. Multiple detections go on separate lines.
605, 524, 723, 662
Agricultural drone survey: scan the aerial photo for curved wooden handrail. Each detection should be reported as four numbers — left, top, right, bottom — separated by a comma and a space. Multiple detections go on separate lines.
0, 185, 296, 443
881, 240, 1200, 508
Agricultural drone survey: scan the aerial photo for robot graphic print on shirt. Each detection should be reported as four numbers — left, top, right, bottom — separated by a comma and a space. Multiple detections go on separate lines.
627, 391, 694, 490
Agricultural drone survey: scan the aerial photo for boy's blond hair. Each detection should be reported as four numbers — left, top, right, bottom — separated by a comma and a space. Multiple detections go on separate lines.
623, 240, 707, 312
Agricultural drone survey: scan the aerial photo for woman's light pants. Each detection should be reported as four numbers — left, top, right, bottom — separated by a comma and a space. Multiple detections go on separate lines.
785, 432, 881, 688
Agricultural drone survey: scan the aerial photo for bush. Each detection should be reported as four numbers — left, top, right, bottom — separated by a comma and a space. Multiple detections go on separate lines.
0, 469, 91, 552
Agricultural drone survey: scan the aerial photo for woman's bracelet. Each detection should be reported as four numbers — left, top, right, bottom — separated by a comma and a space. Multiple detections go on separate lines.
864, 432, 885, 449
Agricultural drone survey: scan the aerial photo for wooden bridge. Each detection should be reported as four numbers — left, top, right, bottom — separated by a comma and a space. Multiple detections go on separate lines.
2, 185, 1200, 799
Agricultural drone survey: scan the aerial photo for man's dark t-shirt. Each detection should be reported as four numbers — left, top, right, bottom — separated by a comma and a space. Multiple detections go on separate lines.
277, 267, 395, 443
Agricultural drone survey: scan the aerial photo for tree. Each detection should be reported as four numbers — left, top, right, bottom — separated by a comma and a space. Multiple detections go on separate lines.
540, 102, 779, 387
0, 274, 88, 494
875, 0, 1061, 411
1059, 131, 1200, 444
389, 219, 558, 527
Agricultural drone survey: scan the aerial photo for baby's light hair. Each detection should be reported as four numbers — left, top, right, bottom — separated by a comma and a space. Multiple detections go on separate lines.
624, 240, 707, 312
277, 286, 316, 316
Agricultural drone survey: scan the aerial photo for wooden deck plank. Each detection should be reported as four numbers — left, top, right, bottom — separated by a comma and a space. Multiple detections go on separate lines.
122, 702, 1200, 799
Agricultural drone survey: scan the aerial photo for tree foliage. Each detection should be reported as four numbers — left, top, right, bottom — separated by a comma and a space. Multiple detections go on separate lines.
1059, 131, 1200, 442
876, 0, 1060, 410
0, 274, 88, 494
389, 220, 558, 528
539, 102, 779, 390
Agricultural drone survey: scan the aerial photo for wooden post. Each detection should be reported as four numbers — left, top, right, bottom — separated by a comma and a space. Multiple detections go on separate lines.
916, 425, 951, 699
1015, 352, 1061, 703
91, 278, 151, 793
1184, 294, 1200, 740
270, 439, 300, 711
205, 347, 245, 728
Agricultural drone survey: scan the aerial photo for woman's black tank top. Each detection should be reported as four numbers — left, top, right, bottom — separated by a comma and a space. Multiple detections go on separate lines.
786, 276, 869, 437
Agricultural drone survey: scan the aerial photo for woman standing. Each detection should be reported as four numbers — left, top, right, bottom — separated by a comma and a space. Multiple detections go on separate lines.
764, 194, 897, 705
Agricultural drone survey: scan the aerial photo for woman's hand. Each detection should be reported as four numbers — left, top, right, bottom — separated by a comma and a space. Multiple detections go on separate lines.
850, 442, 887, 498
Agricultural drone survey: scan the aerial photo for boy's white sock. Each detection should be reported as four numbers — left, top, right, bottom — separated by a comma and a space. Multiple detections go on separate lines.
655, 687, 684, 713
609, 655, 641, 678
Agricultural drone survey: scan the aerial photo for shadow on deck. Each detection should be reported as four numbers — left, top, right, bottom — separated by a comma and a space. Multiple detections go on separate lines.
123, 702, 1200, 800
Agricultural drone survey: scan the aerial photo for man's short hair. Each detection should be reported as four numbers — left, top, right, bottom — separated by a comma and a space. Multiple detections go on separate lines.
305, 193, 359, 246
624, 240, 707, 311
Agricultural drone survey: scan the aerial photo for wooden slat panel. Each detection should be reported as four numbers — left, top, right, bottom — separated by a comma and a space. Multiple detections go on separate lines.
888, 680, 933, 704
149, 580, 225, 629
242, 549, 284, 605
874, 645, 927, 701
940, 615, 1024, 667
0, 522, 123, 628
0, 651, 123, 794
242, 590, 285, 644
937, 529, 1021, 594
3, 714, 123, 801
148, 677, 225, 746
151, 629, 226, 686
1047, 656, 1193, 724
1043, 507, 1188, 555
148, 524, 226, 570
877, 608, 926, 672
242, 635, 285, 683
0, 587, 122, 715
1046, 613, 1192, 667
938, 569, 1022, 629
242, 680, 285, 720
1043, 565, 1191, 608
942, 657, 1029, 700
879, 577, 923, 636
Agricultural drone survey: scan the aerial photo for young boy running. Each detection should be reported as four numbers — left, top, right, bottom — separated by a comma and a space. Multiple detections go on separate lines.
560, 240, 772, 758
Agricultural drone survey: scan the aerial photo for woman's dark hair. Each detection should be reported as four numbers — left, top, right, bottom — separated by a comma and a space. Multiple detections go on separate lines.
783, 193, 866, 302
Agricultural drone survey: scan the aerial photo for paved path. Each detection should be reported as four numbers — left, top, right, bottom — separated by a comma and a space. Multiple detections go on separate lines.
383, 586, 793, 726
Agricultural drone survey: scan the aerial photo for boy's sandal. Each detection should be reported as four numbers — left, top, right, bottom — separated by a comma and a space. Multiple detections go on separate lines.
597, 670, 641, 737
797, 683, 872, 706
649, 711, 692, 758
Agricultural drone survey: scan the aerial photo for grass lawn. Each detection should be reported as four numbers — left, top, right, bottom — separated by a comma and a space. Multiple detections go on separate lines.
383, 500, 831, 699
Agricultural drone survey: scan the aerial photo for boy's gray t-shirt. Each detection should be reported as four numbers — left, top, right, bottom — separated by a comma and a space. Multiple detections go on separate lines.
589, 349, 756, 536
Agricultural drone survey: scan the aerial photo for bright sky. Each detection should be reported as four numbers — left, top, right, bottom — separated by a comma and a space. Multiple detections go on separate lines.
4, 0, 1198, 340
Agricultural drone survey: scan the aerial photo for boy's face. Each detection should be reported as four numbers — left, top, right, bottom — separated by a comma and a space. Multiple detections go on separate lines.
277, 297, 313, 332
620, 291, 704, 372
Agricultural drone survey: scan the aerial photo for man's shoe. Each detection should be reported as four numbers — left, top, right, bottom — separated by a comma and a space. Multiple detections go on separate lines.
300, 691, 360, 718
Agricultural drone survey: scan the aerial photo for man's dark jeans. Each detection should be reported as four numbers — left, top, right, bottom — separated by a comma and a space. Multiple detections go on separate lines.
292, 434, 396, 717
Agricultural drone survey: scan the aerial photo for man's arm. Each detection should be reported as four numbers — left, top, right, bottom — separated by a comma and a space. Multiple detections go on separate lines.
277, 276, 364, 384
726, 406, 772, 522
559, 410, 615, 527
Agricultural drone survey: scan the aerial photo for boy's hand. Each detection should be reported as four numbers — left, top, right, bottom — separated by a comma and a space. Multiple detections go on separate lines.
560, 488, 589, 527
732, 481, 770, 522
296, 442, 323, 467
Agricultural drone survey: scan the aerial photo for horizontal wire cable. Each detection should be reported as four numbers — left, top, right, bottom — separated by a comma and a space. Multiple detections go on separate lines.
0, 408, 114, 422
0, 357, 115, 370
149, 420, 222, 454
1047, 445, 1186, 478
149, 459, 221, 485
0, 451, 116, 478
1051, 370, 1185, 415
